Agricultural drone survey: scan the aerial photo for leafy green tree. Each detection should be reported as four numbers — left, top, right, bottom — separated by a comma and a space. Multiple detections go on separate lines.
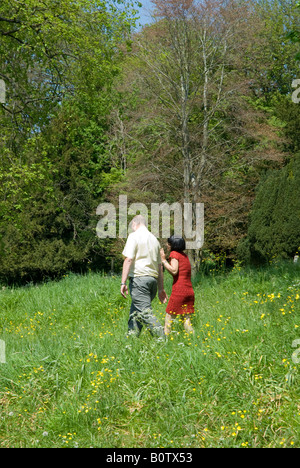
287, 1, 300, 59
0, 0, 137, 147
107, 0, 289, 264
251, 0, 299, 98
0, 95, 116, 283
238, 154, 300, 264
0, 0, 139, 284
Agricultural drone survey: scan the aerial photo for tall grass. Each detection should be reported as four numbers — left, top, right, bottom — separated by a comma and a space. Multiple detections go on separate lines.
0, 262, 299, 448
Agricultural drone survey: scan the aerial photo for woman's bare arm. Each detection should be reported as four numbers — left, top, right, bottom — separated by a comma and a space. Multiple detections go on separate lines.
162, 257, 179, 277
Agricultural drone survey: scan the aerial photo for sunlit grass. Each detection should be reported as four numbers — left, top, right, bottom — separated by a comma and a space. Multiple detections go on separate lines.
0, 262, 299, 447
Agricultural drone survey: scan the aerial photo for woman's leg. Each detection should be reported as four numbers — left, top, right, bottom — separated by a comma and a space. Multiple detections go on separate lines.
183, 316, 194, 334
164, 313, 174, 335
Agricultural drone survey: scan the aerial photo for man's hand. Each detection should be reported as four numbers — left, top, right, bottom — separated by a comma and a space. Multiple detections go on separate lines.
121, 257, 132, 298
121, 284, 129, 298
158, 289, 168, 304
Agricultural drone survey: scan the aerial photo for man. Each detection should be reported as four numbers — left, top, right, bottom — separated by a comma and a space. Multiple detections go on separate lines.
121, 215, 168, 337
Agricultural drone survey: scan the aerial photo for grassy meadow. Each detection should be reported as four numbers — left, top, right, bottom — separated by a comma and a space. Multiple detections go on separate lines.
0, 262, 299, 448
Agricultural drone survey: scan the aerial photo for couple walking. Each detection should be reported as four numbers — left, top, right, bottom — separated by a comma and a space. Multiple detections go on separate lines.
121, 215, 195, 337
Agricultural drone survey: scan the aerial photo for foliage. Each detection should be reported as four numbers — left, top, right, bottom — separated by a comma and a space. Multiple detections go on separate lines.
286, 1, 300, 59
1, 0, 300, 282
0, 0, 139, 284
238, 153, 300, 264
105, 0, 298, 264
0, 97, 120, 284
0, 0, 136, 135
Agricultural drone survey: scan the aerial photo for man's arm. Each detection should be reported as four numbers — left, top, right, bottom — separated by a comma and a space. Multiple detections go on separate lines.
121, 257, 132, 298
158, 263, 168, 304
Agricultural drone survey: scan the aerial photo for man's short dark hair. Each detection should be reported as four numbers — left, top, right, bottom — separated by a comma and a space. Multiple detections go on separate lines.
167, 235, 186, 252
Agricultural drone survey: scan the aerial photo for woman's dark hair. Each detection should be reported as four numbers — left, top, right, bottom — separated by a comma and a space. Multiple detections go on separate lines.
167, 235, 186, 252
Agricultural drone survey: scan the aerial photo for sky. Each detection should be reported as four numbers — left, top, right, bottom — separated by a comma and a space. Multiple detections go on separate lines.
136, 0, 155, 26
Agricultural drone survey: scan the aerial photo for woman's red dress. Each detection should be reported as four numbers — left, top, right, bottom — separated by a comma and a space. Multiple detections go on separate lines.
165, 251, 195, 316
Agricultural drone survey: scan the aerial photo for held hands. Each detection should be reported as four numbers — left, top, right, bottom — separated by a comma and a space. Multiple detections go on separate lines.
121, 283, 167, 303
159, 289, 168, 304
159, 247, 168, 303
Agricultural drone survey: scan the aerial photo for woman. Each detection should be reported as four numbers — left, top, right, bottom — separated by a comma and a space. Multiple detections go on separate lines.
160, 235, 195, 335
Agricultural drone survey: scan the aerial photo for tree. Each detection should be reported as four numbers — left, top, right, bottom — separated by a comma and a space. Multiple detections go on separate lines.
109, 0, 284, 271
286, 1, 300, 59
248, 0, 299, 100
0, 0, 139, 284
239, 154, 300, 264
0, 0, 137, 149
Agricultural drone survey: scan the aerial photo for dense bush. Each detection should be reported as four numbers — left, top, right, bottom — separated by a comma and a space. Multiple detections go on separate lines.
0, 103, 115, 284
238, 153, 300, 264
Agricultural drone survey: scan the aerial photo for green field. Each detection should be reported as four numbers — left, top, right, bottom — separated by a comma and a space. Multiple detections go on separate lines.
0, 262, 299, 448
